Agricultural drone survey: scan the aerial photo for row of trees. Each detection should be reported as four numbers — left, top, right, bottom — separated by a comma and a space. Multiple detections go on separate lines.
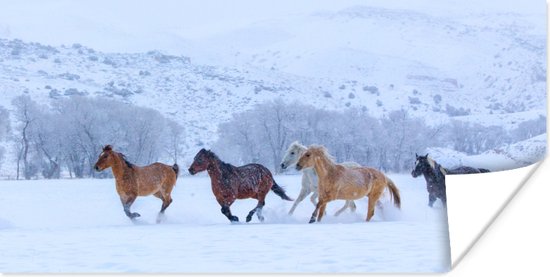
2, 95, 184, 179
213, 100, 546, 173
0, 97, 545, 178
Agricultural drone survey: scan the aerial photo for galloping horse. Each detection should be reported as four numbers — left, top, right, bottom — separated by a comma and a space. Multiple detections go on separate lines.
411, 153, 447, 207
188, 148, 293, 223
281, 141, 359, 216
94, 145, 179, 222
296, 145, 401, 223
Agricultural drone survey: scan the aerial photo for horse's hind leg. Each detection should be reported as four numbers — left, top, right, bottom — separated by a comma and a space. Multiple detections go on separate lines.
366, 190, 383, 221
121, 195, 140, 219
154, 191, 173, 223
246, 200, 266, 223
334, 200, 356, 216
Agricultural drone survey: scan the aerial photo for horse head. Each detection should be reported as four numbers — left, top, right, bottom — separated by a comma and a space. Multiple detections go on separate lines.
280, 141, 306, 170
188, 148, 212, 175
94, 145, 116, 171
296, 145, 329, 171
411, 153, 430, 178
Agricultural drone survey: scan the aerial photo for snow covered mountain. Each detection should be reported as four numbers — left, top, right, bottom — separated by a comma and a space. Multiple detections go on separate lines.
0, 1, 546, 161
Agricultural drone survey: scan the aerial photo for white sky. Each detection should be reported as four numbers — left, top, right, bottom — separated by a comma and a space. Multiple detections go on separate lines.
0, 0, 545, 54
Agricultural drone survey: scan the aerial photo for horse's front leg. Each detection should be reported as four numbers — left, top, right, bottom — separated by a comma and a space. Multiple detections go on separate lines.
120, 194, 140, 219
288, 181, 310, 215
246, 200, 266, 222
428, 193, 437, 207
440, 192, 447, 207
221, 205, 239, 222
309, 199, 328, 223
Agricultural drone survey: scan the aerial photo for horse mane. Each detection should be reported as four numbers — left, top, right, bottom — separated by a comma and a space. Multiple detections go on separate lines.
118, 153, 134, 169
285, 141, 308, 158
426, 156, 447, 175
289, 141, 307, 151
205, 150, 234, 173
308, 145, 336, 164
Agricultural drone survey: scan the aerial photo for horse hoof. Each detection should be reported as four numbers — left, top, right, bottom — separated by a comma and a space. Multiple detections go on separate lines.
131, 213, 141, 218
309, 218, 316, 224
246, 216, 252, 222
230, 216, 239, 222
258, 216, 265, 222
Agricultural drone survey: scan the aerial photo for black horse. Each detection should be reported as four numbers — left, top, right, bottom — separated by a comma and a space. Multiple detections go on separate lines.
412, 153, 491, 207
446, 166, 491, 174
411, 154, 447, 207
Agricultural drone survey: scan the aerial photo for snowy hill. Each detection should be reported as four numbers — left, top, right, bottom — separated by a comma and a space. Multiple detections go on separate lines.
427, 134, 546, 171
0, 1, 545, 167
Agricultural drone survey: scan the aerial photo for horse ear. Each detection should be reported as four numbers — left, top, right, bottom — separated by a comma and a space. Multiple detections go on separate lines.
424, 153, 429, 158
103, 145, 112, 152
415, 153, 419, 158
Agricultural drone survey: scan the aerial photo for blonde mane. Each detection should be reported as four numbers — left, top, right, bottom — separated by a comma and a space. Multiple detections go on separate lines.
308, 145, 336, 164
427, 156, 447, 175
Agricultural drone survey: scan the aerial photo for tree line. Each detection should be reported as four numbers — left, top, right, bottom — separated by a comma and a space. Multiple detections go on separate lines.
213, 99, 546, 173
0, 95, 184, 179
0, 96, 545, 178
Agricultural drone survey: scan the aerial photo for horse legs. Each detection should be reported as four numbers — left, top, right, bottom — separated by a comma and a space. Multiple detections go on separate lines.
309, 199, 328, 223
428, 193, 437, 207
120, 195, 140, 219
288, 184, 310, 215
334, 200, 356, 216
440, 193, 447, 207
366, 191, 384, 221
350, 200, 357, 212
310, 191, 319, 206
154, 191, 173, 223
221, 205, 239, 222
246, 200, 266, 222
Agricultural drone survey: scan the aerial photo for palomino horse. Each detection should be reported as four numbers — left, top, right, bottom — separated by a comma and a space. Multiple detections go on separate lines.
188, 148, 293, 223
295, 145, 401, 223
411, 153, 447, 207
94, 145, 179, 222
281, 141, 360, 216
411, 153, 491, 207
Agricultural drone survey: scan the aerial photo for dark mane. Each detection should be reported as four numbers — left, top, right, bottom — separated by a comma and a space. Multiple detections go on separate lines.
206, 150, 234, 174
119, 153, 134, 169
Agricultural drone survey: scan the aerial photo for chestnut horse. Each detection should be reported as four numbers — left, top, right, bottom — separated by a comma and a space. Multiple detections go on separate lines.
188, 148, 293, 223
94, 145, 179, 222
296, 145, 401, 223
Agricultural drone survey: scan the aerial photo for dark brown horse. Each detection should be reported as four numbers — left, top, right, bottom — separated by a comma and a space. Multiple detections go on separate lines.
94, 145, 179, 222
188, 148, 293, 223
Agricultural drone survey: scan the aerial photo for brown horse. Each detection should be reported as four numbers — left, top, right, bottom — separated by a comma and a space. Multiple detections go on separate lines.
296, 145, 401, 223
188, 148, 293, 223
94, 145, 179, 222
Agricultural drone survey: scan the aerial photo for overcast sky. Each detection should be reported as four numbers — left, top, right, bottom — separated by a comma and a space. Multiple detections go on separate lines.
0, 0, 545, 55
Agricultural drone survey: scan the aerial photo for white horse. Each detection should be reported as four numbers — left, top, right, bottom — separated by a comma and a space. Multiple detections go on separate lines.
280, 141, 360, 216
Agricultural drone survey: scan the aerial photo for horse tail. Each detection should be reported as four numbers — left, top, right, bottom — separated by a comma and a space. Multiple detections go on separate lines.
172, 163, 180, 179
271, 181, 294, 201
386, 178, 401, 209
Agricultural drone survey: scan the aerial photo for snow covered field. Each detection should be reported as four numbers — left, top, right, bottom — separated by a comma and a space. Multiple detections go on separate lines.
0, 174, 450, 273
